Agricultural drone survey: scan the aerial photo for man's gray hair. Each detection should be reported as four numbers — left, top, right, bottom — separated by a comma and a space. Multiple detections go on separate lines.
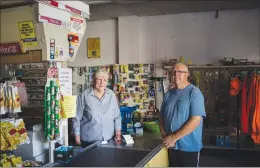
173, 62, 189, 72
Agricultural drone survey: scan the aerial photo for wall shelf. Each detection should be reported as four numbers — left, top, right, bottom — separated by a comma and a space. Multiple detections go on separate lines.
164, 64, 260, 70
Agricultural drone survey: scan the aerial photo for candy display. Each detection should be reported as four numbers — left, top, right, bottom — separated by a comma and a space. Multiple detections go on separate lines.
0, 83, 22, 114
113, 64, 156, 120
0, 119, 30, 151
44, 80, 61, 140
73, 64, 157, 122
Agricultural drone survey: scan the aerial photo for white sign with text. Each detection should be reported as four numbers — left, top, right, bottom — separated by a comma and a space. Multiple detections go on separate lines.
59, 68, 72, 96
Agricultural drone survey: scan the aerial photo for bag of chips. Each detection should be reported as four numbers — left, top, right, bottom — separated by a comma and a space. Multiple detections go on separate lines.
0, 134, 9, 150
15, 119, 30, 145
11, 85, 22, 113
0, 121, 19, 149
0, 84, 5, 115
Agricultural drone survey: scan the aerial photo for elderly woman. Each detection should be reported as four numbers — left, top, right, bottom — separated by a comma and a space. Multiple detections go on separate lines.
72, 68, 122, 147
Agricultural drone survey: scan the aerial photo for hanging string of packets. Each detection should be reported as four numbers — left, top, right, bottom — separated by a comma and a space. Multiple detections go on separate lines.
44, 80, 61, 141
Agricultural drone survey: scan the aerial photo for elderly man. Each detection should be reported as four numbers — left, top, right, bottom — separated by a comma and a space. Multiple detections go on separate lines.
159, 63, 206, 167
72, 68, 122, 147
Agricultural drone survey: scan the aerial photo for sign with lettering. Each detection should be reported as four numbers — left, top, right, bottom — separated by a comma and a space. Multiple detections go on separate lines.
39, 15, 71, 29
87, 37, 100, 58
0, 43, 22, 55
18, 21, 38, 47
58, 68, 72, 96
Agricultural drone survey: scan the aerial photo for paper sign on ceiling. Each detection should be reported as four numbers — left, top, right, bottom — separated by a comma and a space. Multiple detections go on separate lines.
18, 21, 38, 47
70, 17, 84, 34
87, 37, 101, 58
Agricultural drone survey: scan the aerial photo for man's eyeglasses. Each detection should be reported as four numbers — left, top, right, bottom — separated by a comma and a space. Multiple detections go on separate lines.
172, 70, 188, 74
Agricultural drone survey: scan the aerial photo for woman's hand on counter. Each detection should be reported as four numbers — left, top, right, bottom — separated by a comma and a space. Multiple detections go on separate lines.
115, 130, 122, 141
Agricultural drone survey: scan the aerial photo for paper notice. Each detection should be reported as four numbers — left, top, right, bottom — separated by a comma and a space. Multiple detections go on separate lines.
61, 96, 77, 118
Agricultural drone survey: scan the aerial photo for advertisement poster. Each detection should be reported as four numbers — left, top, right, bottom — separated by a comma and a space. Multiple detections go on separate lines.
70, 17, 84, 34
58, 68, 72, 96
87, 37, 101, 58
55, 46, 66, 61
18, 21, 38, 47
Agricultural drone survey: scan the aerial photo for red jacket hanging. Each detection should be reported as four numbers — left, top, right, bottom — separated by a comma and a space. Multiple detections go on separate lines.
251, 76, 260, 144
241, 75, 248, 133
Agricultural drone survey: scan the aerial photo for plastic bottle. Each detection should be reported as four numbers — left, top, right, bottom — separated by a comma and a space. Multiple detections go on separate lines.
225, 136, 230, 147
220, 135, 225, 147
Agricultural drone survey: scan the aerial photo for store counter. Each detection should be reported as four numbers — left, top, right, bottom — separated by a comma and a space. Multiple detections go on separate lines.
53, 134, 169, 167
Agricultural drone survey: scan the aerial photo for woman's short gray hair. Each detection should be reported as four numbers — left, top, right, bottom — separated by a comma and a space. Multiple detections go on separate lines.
92, 68, 109, 79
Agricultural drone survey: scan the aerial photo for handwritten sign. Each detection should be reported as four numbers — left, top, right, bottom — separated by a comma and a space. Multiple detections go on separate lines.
0, 43, 22, 55
18, 21, 38, 47
58, 68, 72, 96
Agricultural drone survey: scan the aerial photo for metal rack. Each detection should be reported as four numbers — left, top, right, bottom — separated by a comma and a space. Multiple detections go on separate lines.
164, 64, 260, 154
164, 64, 260, 70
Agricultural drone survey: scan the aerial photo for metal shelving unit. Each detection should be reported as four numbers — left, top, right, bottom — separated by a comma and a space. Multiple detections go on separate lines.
163, 64, 260, 153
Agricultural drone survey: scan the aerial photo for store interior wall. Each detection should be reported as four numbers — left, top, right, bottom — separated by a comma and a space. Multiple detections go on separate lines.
68, 19, 118, 67
71, 8, 260, 67
0, 6, 42, 49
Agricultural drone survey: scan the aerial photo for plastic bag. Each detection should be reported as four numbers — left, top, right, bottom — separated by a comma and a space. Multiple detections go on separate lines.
5, 86, 13, 113
0, 134, 9, 150
0, 84, 5, 115
16, 82, 28, 106
14, 119, 30, 145
11, 85, 22, 113
0, 121, 19, 150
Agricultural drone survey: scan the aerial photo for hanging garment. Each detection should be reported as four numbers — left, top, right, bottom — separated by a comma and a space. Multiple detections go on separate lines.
251, 76, 260, 144
229, 76, 242, 96
241, 75, 249, 133
248, 75, 257, 134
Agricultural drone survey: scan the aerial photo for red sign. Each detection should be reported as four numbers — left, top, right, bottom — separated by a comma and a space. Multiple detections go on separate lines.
65, 5, 81, 15
0, 43, 22, 55
35, 0, 89, 18
40, 15, 62, 25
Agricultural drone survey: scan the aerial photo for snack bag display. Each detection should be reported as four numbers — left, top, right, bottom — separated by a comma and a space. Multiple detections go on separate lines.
6, 86, 14, 113
0, 84, 5, 115
0, 134, 9, 150
0, 121, 19, 150
0, 154, 23, 167
11, 86, 22, 113
0, 158, 12, 167
9, 155, 23, 167
15, 119, 30, 145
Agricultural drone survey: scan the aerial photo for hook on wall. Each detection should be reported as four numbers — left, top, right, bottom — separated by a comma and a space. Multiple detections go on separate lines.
215, 10, 219, 19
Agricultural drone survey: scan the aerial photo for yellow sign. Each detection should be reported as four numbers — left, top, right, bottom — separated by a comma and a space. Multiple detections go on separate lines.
60, 96, 77, 118
87, 37, 100, 58
18, 21, 38, 47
